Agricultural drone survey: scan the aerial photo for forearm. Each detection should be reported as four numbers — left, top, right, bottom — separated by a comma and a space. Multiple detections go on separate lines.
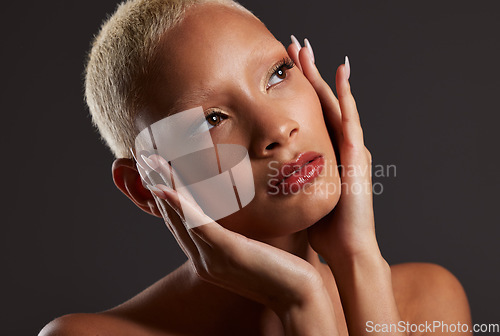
325, 248, 406, 336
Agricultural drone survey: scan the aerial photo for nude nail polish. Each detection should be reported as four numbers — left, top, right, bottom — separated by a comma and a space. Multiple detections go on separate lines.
345, 55, 350, 80
304, 38, 315, 63
290, 35, 301, 50
141, 154, 158, 170
147, 184, 166, 198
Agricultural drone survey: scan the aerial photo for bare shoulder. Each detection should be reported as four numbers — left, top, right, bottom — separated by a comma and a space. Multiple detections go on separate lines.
390, 262, 472, 332
38, 263, 193, 336
38, 312, 165, 336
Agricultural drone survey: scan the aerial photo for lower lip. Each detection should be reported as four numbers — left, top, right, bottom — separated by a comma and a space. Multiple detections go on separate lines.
273, 156, 325, 195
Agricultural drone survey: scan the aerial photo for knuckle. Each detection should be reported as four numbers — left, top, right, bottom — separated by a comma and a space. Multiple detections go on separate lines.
207, 263, 225, 278
365, 147, 372, 162
203, 258, 227, 280
169, 196, 182, 210
341, 111, 360, 123
192, 260, 211, 280
343, 141, 363, 153
193, 258, 221, 282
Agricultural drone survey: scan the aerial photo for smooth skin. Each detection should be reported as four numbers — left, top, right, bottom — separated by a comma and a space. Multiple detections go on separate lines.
40, 3, 472, 336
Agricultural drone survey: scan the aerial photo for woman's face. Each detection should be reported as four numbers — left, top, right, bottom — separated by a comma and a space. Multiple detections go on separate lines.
139, 3, 341, 239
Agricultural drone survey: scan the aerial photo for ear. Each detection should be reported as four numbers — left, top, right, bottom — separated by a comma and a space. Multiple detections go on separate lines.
111, 158, 162, 218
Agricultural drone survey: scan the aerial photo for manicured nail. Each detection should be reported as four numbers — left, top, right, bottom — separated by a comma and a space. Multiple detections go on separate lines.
290, 35, 301, 50
345, 55, 350, 80
304, 38, 315, 63
150, 184, 178, 211
136, 163, 150, 183
156, 183, 174, 194
156, 155, 171, 170
141, 154, 158, 170
147, 184, 166, 198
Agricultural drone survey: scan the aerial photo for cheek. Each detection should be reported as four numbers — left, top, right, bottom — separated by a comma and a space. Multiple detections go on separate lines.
289, 74, 324, 118
288, 79, 329, 136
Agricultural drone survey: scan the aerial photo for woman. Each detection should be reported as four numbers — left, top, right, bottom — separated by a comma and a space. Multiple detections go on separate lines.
40, 0, 472, 335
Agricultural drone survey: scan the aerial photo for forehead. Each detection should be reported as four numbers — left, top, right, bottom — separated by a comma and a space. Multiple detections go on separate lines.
141, 3, 285, 124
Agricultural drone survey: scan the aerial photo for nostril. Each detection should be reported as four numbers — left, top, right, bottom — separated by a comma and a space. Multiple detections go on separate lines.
266, 142, 278, 150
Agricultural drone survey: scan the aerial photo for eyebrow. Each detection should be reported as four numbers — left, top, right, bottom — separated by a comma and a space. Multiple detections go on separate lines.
166, 86, 217, 117
166, 38, 285, 116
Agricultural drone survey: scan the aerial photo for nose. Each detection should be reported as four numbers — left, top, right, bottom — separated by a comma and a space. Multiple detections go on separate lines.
249, 107, 300, 157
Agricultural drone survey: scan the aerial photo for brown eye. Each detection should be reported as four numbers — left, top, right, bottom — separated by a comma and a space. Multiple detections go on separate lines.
276, 67, 286, 80
205, 111, 227, 129
267, 57, 295, 89
268, 64, 291, 88
207, 114, 220, 126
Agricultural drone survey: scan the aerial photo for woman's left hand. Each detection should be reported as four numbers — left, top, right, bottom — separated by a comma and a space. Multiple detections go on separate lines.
287, 37, 405, 336
287, 39, 378, 262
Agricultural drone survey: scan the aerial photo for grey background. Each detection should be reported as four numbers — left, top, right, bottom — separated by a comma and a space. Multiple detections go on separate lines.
2, 1, 499, 335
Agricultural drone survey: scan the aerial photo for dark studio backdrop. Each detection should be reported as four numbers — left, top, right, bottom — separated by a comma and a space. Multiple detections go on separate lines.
2, 0, 499, 335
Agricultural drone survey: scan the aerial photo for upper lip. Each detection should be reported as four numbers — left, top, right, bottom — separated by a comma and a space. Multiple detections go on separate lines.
270, 151, 323, 187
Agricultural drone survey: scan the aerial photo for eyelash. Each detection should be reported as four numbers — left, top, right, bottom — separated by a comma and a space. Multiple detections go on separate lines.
204, 110, 227, 129
204, 57, 295, 129
268, 57, 295, 86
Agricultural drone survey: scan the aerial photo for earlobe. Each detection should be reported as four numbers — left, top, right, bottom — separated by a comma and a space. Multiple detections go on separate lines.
111, 158, 162, 218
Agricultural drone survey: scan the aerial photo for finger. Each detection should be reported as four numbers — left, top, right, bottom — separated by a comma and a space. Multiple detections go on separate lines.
335, 57, 364, 149
148, 190, 196, 258
142, 154, 174, 187
150, 161, 256, 262
133, 153, 182, 225
298, 44, 343, 147
135, 161, 153, 186
132, 153, 183, 227
147, 157, 207, 227
153, 179, 223, 244
287, 35, 302, 72
154, 182, 240, 252
148, 184, 202, 260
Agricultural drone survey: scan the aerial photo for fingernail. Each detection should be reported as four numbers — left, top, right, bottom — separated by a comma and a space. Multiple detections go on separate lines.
151, 154, 171, 172
156, 183, 174, 194
136, 163, 151, 184
304, 38, 315, 64
345, 55, 350, 80
290, 35, 301, 50
147, 184, 166, 198
141, 154, 158, 170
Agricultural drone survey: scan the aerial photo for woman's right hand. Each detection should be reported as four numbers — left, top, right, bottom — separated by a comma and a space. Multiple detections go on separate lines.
139, 154, 338, 335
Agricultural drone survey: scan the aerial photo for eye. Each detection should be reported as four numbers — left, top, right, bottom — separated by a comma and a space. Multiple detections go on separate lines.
267, 57, 295, 89
205, 110, 227, 130
190, 110, 227, 136
268, 67, 287, 86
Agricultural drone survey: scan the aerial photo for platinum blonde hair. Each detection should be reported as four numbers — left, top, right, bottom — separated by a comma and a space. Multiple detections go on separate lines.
84, 0, 252, 159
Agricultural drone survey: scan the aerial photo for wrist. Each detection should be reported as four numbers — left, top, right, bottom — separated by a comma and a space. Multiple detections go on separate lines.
323, 237, 384, 268
269, 270, 326, 316
277, 284, 338, 336
326, 248, 391, 285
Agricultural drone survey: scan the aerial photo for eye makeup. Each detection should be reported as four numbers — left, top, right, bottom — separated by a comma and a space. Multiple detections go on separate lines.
266, 57, 295, 90
201, 56, 296, 130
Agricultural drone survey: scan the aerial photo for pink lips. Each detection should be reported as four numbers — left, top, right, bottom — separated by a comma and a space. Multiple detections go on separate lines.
269, 151, 325, 195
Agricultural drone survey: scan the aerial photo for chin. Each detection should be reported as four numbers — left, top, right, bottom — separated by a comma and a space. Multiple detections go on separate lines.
291, 176, 341, 230
311, 176, 341, 217
218, 177, 341, 240
294, 180, 340, 229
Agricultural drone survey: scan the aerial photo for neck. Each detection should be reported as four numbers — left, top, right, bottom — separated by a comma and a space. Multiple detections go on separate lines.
260, 229, 324, 269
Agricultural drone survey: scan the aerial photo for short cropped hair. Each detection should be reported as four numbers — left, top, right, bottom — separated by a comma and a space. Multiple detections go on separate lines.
84, 0, 252, 159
